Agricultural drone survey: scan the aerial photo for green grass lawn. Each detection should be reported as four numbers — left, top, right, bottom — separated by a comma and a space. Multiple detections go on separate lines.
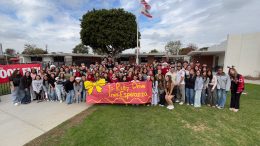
27, 84, 260, 146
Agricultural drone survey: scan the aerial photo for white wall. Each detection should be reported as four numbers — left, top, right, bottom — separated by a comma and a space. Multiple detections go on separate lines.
224, 32, 260, 77
19, 56, 31, 63
42, 56, 54, 63
218, 53, 225, 67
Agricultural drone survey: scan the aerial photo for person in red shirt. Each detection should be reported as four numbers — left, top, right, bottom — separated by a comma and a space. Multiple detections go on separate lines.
229, 67, 244, 112
126, 71, 133, 82
161, 62, 169, 76
110, 74, 119, 83
86, 73, 95, 82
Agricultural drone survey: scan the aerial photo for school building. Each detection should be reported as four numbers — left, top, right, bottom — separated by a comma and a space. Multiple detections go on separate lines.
188, 32, 260, 77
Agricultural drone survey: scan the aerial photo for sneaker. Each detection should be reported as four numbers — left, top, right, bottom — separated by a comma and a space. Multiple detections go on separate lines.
179, 102, 184, 105
14, 103, 19, 106
186, 103, 190, 105
60, 100, 63, 103
217, 106, 223, 109
168, 105, 174, 110
229, 108, 234, 111
159, 104, 164, 107
191, 104, 194, 106
233, 109, 239, 112
207, 104, 211, 107
175, 99, 180, 103
166, 105, 170, 109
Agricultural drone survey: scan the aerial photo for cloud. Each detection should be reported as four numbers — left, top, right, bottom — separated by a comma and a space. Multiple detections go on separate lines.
0, 0, 260, 54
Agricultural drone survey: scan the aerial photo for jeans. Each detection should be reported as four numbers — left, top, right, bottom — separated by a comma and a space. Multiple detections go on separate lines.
185, 88, 194, 104
55, 84, 64, 101
49, 87, 56, 101
75, 91, 81, 103
21, 88, 31, 104
66, 90, 75, 104
82, 90, 86, 102
217, 89, 227, 108
11, 87, 21, 104
194, 89, 202, 107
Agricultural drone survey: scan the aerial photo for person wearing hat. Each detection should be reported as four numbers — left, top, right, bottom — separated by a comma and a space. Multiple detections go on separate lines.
74, 77, 83, 103
55, 76, 65, 103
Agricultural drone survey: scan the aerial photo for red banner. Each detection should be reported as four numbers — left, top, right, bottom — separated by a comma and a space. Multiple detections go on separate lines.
0, 64, 41, 83
86, 81, 152, 104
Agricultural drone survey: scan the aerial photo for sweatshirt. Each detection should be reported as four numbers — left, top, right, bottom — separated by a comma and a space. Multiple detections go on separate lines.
64, 80, 74, 93
216, 73, 231, 91
194, 76, 204, 90
32, 80, 43, 93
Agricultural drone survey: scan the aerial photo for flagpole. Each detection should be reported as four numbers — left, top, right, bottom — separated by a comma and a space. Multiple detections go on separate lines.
136, 18, 139, 65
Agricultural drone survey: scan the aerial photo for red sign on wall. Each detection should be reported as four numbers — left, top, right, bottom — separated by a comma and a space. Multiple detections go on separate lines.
0, 64, 41, 83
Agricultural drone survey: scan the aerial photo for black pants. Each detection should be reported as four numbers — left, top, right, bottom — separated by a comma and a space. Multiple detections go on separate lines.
230, 91, 241, 109
158, 92, 166, 105
35, 91, 42, 100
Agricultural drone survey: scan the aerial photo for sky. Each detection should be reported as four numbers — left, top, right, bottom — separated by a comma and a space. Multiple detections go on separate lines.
0, 0, 260, 54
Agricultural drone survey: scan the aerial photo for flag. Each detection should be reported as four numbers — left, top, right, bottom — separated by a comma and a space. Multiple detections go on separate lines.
140, 0, 151, 10
141, 8, 152, 18
140, 0, 152, 18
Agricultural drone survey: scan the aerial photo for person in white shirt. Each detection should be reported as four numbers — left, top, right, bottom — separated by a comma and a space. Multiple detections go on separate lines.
176, 62, 185, 105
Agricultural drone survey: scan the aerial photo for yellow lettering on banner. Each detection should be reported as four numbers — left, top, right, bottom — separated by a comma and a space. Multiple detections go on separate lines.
115, 83, 129, 92
132, 82, 146, 89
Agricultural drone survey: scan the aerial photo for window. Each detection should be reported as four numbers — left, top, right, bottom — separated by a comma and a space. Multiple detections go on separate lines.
31, 57, 42, 62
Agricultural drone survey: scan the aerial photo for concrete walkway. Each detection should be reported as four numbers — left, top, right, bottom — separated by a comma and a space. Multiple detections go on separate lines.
0, 95, 90, 146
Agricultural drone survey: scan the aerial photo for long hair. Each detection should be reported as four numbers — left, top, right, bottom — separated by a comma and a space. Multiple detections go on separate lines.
228, 67, 238, 80
207, 69, 213, 82
164, 75, 172, 90
12, 69, 20, 78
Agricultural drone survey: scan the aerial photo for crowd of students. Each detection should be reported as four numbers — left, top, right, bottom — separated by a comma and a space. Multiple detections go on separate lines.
9, 56, 245, 112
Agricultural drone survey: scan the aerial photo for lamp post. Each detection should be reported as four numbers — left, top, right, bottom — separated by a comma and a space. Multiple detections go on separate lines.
4, 53, 8, 65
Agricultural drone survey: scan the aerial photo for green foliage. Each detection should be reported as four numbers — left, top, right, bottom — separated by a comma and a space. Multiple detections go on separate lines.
149, 49, 159, 53
33, 84, 260, 146
80, 8, 140, 56
72, 43, 89, 54
4, 48, 16, 56
165, 40, 182, 55
179, 43, 198, 55
22, 44, 47, 55
199, 47, 209, 51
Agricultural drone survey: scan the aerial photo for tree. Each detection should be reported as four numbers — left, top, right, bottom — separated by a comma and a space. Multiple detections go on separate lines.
186, 43, 198, 50
165, 40, 182, 55
179, 48, 195, 55
199, 47, 209, 51
179, 43, 198, 55
72, 43, 89, 54
5, 48, 16, 56
80, 8, 140, 56
22, 44, 47, 55
150, 49, 159, 53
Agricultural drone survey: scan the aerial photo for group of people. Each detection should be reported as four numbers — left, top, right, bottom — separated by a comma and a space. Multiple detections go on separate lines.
9, 56, 244, 112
